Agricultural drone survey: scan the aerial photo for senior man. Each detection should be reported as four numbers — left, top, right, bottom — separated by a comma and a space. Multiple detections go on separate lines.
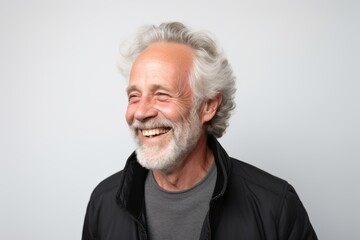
82, 22, 317, 240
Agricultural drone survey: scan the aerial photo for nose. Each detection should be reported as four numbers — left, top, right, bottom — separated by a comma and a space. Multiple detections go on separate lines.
134, 97, 158, 121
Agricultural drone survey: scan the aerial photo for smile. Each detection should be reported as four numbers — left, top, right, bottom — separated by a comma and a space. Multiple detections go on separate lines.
141, 128, 171, 137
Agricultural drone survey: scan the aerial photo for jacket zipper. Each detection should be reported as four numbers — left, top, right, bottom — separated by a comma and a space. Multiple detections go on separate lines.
137, 220, 148, 240
132, 217, 148, 240
120, 205, 148, 240
206, 187, 226, 240
207, 214, 211, 240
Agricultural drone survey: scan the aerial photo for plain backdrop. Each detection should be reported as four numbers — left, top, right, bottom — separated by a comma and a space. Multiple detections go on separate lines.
1, 0, 359, 239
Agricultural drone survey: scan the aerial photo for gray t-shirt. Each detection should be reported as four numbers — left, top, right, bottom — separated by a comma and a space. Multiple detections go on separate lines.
144, 163, 217, 240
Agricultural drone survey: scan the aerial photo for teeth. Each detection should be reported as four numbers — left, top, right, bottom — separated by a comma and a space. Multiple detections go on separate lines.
142, 128, 169, 137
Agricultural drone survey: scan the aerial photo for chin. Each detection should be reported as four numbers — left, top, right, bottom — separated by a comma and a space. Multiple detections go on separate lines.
136, 138, 183, 173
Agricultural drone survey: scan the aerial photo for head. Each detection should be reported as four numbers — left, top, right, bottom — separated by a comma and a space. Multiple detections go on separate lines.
119, 22, 236, 138
119, 22, 236, 172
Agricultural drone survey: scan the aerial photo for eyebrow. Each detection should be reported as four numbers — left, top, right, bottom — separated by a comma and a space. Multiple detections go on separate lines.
126, 84, 171, 95
126, 85, 138, 95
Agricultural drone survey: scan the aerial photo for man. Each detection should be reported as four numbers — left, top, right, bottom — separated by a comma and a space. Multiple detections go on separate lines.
82, 22, 317, 240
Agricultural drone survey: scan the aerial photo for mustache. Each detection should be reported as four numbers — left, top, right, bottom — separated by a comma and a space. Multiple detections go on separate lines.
130, 118, 176, 130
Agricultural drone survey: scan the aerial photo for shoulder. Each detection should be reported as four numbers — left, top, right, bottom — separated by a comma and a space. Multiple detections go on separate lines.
89, 170, 124, 202
227, 159, 318, 238
211, 136, 289, 199
226, 157, 294, 211
229, 157, 289, 196
218, 157, 317, 238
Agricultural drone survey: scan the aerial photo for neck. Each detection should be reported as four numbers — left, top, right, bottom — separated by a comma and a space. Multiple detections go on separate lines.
152, 134, 214, 192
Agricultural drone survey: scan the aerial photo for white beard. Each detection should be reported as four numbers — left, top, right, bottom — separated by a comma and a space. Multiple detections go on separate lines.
130, 108, 202, 173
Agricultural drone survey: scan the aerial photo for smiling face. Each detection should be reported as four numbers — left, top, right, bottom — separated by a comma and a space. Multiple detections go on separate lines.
126, 42, 204, 173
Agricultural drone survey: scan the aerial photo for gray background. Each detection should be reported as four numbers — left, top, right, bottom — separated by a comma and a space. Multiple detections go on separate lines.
1, 0, 359, 239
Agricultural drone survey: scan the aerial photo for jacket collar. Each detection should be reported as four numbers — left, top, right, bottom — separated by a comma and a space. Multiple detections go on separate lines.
207, 135, 231, 200
116, 151, 148, 220
116, 135, 231, 220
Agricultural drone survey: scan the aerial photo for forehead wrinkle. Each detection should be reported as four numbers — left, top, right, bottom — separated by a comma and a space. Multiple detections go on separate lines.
128, 42, 194, 98
173, 72, 192, 96
149, 84, 171, 93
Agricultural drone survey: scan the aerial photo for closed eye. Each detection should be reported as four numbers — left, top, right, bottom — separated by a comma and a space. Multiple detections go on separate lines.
155, 92, 170, 101
128, 93, 140, 103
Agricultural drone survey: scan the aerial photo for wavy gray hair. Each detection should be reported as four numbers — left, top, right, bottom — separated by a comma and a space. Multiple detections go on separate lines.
118, 22, 236, 138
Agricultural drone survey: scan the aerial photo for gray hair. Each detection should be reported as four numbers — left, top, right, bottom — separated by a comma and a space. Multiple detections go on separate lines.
118, 22, 236, 138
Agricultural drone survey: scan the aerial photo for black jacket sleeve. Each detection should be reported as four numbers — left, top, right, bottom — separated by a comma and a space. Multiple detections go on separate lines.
278, 185, 318, 240
82, 199, 97, 240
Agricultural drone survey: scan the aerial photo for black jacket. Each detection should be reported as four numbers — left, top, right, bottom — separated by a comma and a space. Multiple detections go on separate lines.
82, 136, 317, 239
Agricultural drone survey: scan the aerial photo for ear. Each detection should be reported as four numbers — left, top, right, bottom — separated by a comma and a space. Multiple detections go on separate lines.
200, 94, 222, 124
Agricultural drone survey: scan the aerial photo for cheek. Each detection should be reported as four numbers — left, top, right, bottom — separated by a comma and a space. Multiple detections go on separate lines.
158, 102, 190, 121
